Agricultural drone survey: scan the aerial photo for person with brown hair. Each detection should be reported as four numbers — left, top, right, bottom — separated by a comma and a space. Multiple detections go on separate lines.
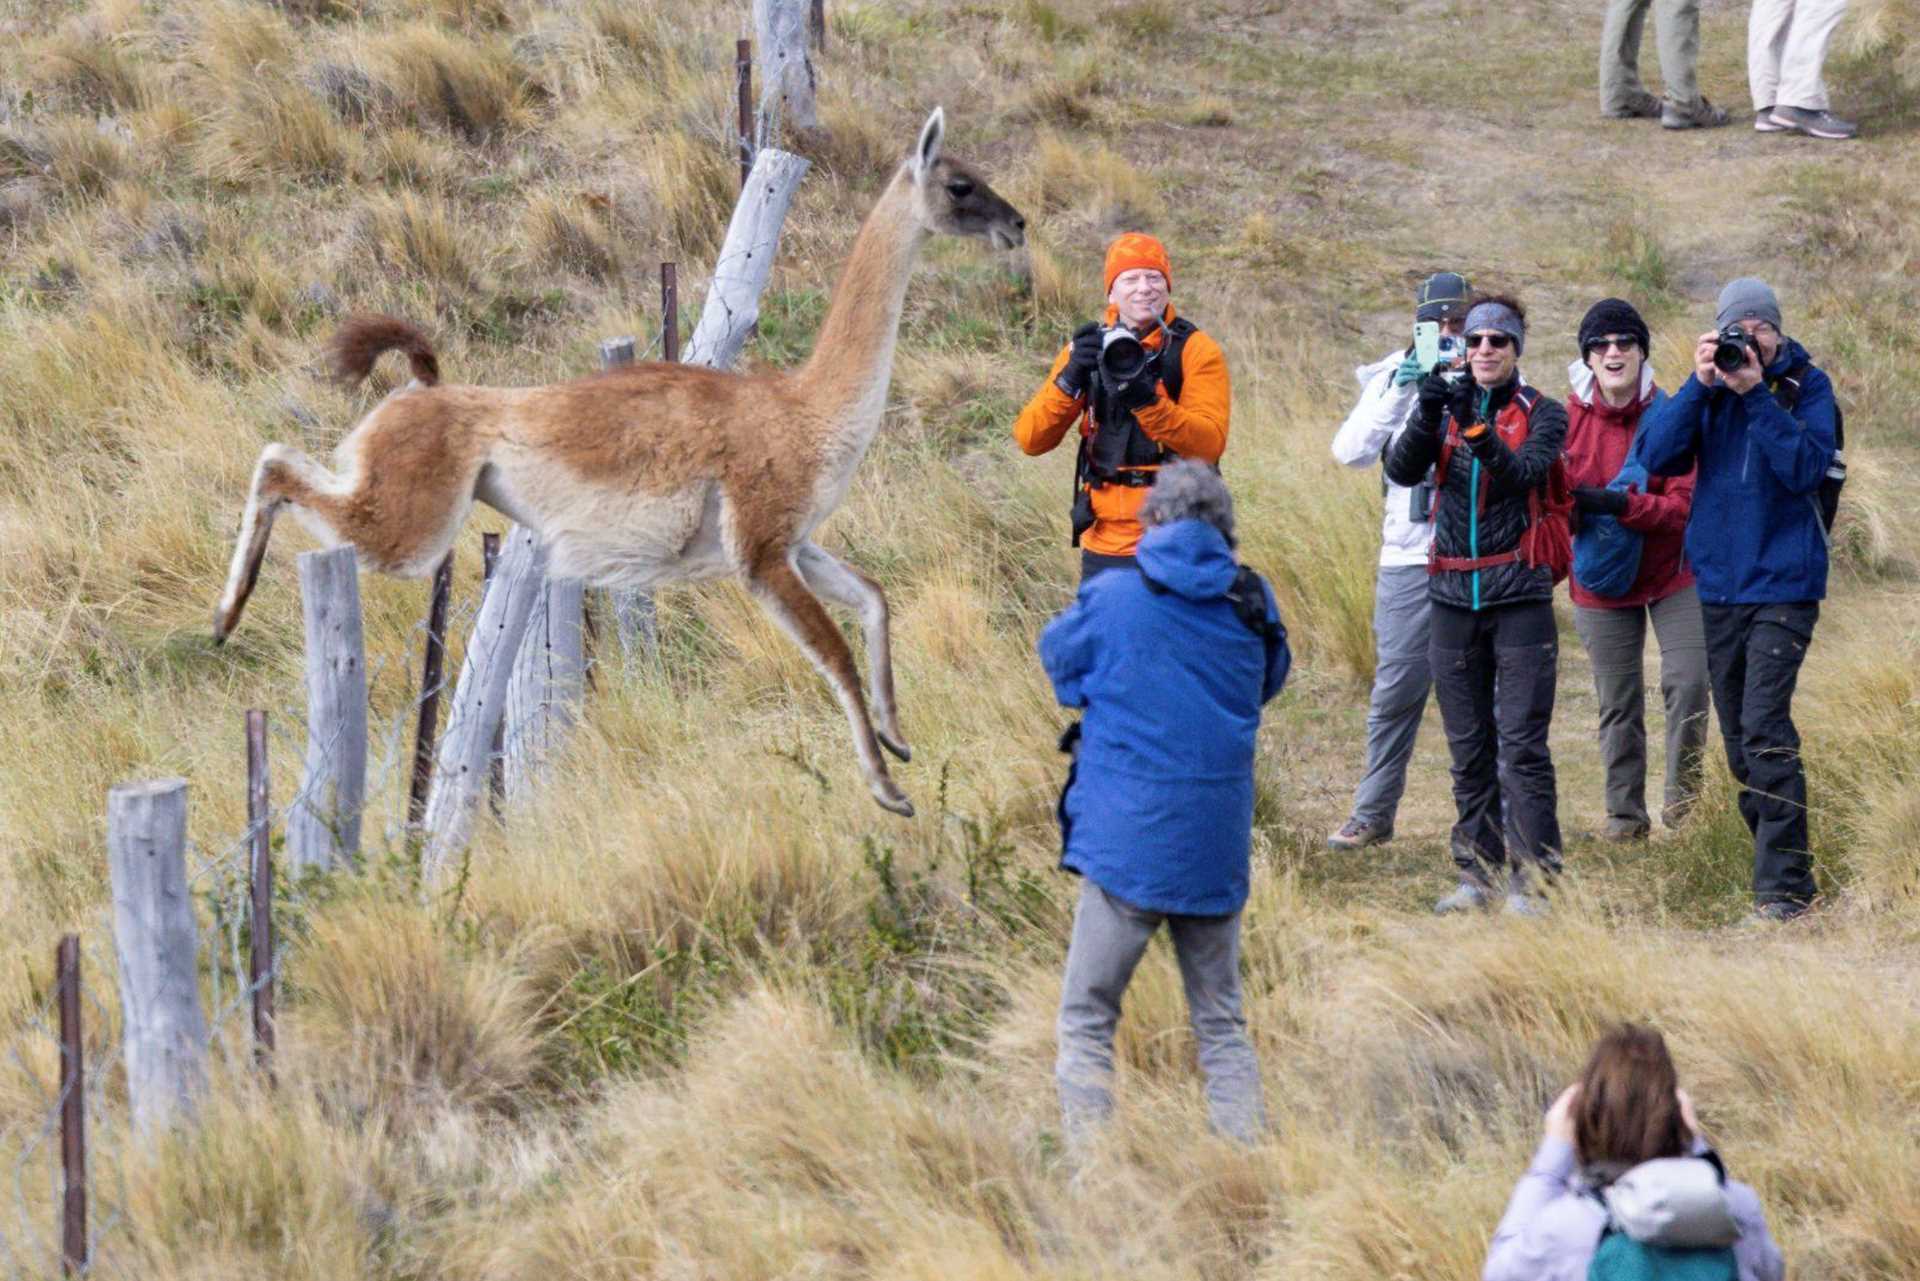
1483, 1025, 1784, 1281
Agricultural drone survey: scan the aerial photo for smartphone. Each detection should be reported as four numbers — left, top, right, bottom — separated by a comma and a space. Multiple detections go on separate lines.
1414, 320, 1442, 372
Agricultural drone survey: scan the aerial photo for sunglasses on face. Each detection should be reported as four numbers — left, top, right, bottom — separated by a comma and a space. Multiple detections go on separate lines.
1584, 337, 1640, 356
1465, 332, 1513, 351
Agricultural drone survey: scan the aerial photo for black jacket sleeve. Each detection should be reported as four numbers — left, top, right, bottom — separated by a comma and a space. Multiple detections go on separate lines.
1464, 396, 1567, 499
1384, 404, 1442, 486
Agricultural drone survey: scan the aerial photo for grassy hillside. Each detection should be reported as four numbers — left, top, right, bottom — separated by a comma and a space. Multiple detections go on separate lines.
3, 0, 1919, 1276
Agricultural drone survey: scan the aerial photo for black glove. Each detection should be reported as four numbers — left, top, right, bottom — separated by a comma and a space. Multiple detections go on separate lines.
1112, 373, 1159, 411
1416, 369, 1456, 427
1573, 486, 1629, 517
1055, 322, 1102, 398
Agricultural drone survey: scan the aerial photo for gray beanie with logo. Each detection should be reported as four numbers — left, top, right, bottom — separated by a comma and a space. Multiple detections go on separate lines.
1715, 277, 1782, 332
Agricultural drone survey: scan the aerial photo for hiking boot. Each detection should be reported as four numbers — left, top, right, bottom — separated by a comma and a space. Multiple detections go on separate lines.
1662, 97, 1730, 130
1660, 799, 1695, 830
1504, 865, 1551, 917
1753, 106, 1791, 133
1434, 880, 1493, 914
1768, 106, 1858, 140
1601, 817, 1651, 843
1604, 91, 1662, 120
1327, 816, 1392, 851
1752, 899, 1812, 923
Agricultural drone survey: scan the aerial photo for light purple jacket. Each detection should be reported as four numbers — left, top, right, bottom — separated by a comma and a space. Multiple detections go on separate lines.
1483, 1137, 1785, 1281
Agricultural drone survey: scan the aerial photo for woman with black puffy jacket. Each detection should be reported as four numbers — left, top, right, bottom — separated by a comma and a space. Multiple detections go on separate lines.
1386, 294, 1568, 915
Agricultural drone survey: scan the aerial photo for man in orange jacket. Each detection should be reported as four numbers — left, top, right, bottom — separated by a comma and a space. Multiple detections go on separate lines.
1013, 233, 1232, 580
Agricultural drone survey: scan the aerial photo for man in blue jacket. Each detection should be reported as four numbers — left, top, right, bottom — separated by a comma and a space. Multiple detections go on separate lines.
1638, 278, 1837, 920
1040, 460, 1290, 1145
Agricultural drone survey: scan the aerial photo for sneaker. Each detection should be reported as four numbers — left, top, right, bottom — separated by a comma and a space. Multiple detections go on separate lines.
1434, 880, 1493, 914
1601, 817, 1651, 843
1752, 899, 1812, 923
1327, 816, 1392, 851
1768, 106, 1858, 140
1662, 97, 1730, 129
1604, 92, 1662, 120
1753, 105, 1791, 132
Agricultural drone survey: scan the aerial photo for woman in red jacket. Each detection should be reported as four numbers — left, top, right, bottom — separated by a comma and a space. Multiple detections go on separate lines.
1565, 299, 1709, 840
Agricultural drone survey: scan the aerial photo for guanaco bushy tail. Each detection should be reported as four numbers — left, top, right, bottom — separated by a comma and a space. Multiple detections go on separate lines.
329, 314, 441, 387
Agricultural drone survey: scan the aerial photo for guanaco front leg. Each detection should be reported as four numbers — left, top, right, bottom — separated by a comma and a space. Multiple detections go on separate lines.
794, 540, 909, 762
746, 552, 913, 817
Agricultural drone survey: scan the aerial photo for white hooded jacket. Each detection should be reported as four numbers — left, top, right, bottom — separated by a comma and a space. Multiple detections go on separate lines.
1331, 349, 1432, 568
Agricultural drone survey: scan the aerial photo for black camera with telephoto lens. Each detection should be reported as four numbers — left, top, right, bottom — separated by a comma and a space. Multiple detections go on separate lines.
1713, 325, 1758, 375
1098, 326, 1150, 390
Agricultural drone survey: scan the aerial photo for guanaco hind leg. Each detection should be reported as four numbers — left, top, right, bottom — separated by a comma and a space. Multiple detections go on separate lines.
747, 553, 913, 817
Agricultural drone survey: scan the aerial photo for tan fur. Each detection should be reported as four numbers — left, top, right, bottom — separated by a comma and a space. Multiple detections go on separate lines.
213, 110, 1024, 816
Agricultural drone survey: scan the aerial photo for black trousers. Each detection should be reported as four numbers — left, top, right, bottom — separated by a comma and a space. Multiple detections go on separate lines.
1080, 550, 1138, 582
1701, 601, 1819, 906
1430, 599, 1563, 880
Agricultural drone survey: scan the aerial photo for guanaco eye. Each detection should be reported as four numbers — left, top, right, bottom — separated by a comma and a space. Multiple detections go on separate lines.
946, 179, 974, 198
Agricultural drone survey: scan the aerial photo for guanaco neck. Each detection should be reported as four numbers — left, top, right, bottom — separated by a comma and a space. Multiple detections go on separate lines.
794, 166, 925, 431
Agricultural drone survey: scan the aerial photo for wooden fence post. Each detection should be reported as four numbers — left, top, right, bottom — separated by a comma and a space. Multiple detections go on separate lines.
286, 547, 366, 875
56, 934, 85, 1278
684, 148, 812, 371
481, 532, 506, 814
755, 0, 818, 131
736, 37, 754, 188
505, 574, 586, 803
107, 778, 209, 1138
661, 261, 679, 363
421, 527, 549, 881
246, 710, 275, 1072
407, 553, 454, 827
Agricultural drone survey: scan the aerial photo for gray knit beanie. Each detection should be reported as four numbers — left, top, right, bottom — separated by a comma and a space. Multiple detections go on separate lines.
1715, 277, 1782, 332
1463, 300, 1525, 356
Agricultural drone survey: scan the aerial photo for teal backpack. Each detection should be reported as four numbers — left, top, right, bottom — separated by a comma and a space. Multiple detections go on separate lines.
1588, 1230, 1738, 1281
1586, 1152, 1741, 1281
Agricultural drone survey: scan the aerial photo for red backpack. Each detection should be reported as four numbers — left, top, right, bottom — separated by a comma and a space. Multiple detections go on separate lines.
1429, 386, 1573, 584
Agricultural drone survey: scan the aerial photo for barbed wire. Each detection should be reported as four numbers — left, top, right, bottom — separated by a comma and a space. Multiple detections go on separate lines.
1, 569, 636, 1276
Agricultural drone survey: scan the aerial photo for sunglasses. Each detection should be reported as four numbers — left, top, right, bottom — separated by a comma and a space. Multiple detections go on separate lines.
1465, 332, 1513, 351
1584, 336, 1641, 356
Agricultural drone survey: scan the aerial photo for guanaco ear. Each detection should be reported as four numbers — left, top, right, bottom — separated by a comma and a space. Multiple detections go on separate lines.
914, 107, 945, 181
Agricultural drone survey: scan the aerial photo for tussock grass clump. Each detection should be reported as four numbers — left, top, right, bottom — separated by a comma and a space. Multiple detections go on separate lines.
29, 25, 152, 114
1027, 129, 1165, 234
519, 190, 616, 280
354, 24, 530, 140
292, 897, 542, 1114
341, 190, 489, 298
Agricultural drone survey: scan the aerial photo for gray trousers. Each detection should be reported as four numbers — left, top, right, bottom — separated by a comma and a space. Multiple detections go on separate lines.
1600, 0, 1703, 112
1350, 564, 1434, 829
1572, 585, 1711, 829
1056, 881, 1264, 1145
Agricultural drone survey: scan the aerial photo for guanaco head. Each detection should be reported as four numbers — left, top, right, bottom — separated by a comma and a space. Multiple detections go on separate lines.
908, 108, 1026, 251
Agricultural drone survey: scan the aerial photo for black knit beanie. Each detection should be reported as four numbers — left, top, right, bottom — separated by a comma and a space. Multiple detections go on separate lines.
1578, 298, 1650, 357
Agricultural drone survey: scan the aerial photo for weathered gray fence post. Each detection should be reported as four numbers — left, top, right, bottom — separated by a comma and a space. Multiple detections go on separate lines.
755, 0, 818, 130
684, 148, 812, 371
505, 574, 586, 802
107, 779, 209, 1138
246, 709, 275, 1073
422, 527, 549, 881
286, 547, 366, 874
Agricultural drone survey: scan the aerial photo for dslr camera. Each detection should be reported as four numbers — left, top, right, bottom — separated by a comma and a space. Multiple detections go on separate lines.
1097, 325, 1152, 391
1712, 325, 1758, 375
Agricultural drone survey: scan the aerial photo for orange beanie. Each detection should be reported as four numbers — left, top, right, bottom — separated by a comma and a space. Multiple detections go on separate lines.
1104, 232, 1172, 295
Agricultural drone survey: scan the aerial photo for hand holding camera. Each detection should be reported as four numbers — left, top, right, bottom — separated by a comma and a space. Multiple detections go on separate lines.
1057, 322, 1104, 399
1416, 368, 1458, 427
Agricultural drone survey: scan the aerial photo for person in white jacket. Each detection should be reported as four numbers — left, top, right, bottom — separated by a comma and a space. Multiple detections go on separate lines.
1484, 1024, 1784, 1281
1327, 271, 1470, 850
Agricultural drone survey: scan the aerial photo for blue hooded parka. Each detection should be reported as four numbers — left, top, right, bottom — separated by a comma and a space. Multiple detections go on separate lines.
1038, 519, 1290, 917
1637, 337, 1836, 604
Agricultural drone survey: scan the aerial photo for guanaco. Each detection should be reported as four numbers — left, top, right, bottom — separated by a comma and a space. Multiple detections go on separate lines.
213, 109, 1026, 817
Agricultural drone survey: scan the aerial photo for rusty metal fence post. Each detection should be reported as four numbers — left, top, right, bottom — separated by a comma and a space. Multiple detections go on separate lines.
56, 934, 85, 1278
736, 37, 754, 188
408, 553, 454, 827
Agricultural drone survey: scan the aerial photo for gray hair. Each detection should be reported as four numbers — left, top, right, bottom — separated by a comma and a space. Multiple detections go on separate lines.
1141, 459, 1236, 546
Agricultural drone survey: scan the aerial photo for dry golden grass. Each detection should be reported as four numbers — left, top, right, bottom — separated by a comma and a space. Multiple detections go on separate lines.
2, 0, 1919, 1277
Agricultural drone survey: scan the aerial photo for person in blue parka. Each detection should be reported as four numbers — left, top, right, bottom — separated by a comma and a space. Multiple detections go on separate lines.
1637, 277, 1839, 921
1039, 459, 1289, 1146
